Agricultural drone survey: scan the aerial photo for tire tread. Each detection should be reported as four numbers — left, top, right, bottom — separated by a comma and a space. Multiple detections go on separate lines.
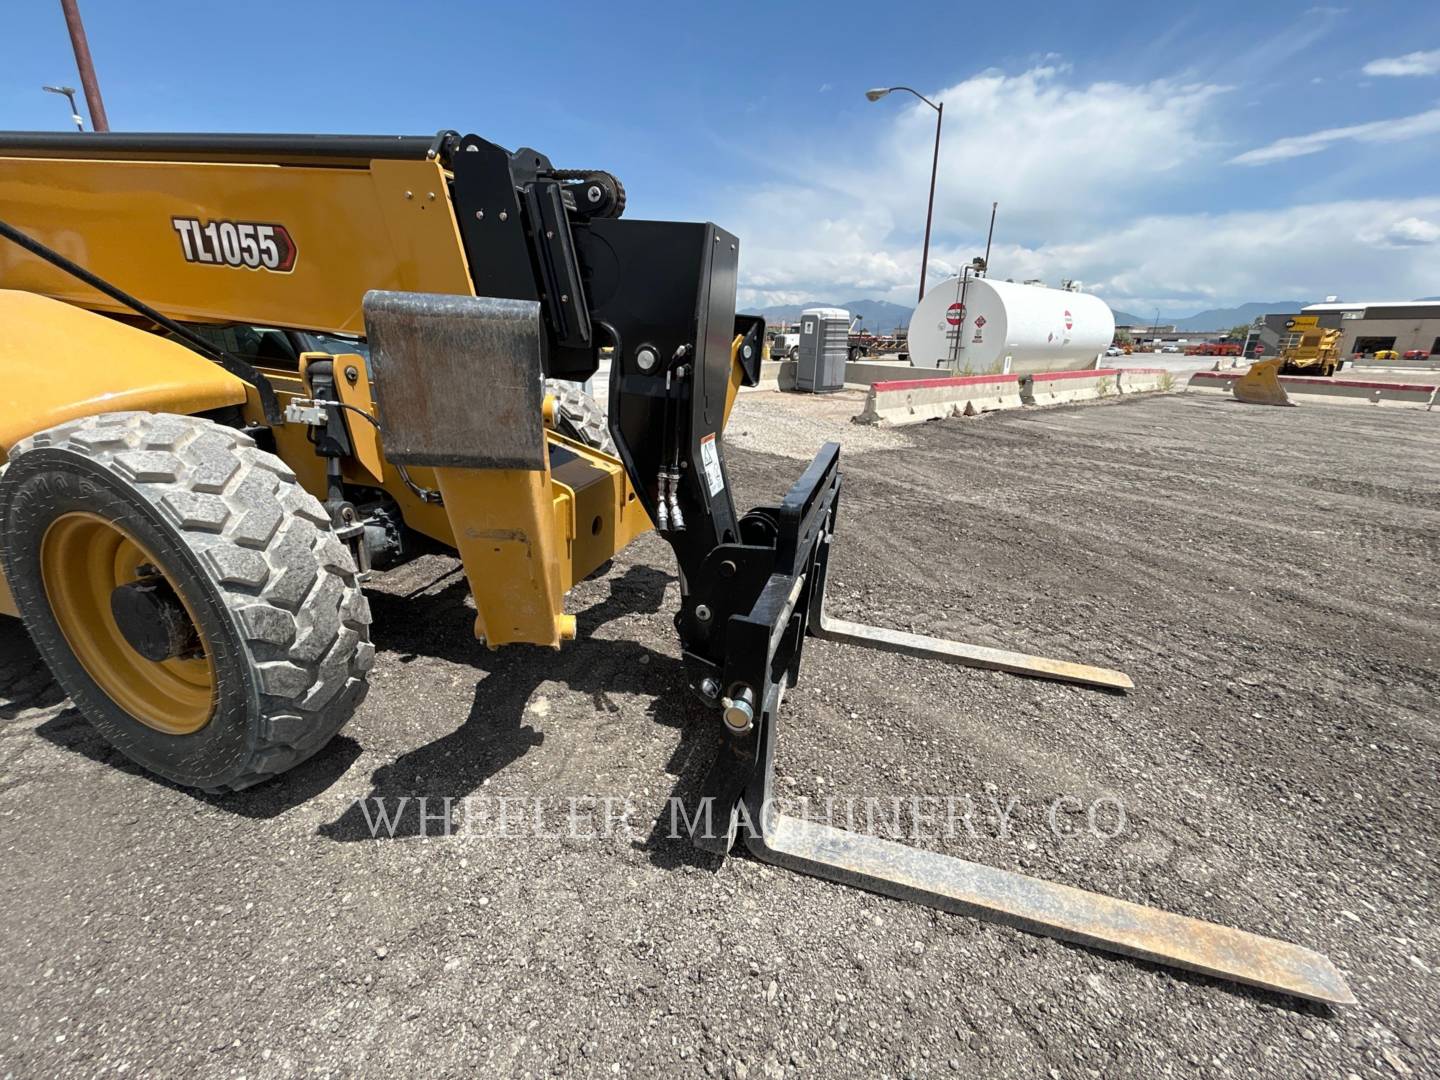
5, 411, 371, 791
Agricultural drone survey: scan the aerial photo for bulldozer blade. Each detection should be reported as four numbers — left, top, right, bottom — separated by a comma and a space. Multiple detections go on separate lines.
812, 608, 1134, 692
1232, 358, 1295, 407
747, 812, 1357, 1006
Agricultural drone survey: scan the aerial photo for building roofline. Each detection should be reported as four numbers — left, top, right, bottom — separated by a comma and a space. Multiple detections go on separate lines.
1303, 300, 1440, 312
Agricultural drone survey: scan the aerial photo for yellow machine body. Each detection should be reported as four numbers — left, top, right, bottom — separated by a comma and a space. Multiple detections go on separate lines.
1278, 317, 1342, 377
0, 154, 474, 334
0, 289, 249, 459
0, 147, 652, 645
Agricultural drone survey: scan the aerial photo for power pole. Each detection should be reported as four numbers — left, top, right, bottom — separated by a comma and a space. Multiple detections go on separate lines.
59, 0, 109, 132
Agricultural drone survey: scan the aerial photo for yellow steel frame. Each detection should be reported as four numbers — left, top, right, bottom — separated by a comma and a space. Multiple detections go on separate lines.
0, 156, 473, 334
0, 149, 656, 646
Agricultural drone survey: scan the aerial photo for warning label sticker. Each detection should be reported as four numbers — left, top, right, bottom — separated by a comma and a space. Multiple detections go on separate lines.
699, 433, 725, 497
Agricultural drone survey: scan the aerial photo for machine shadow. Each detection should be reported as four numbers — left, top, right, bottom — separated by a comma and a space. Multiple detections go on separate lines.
317, 562, 726, 845
2, 599, 361, 817
30, 704, 367, 819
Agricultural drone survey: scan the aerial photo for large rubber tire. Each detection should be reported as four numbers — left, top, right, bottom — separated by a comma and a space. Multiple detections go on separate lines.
545, 379, 615, 454
0, 412, 373, 792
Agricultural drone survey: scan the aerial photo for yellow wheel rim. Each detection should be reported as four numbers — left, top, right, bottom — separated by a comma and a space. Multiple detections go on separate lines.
40, 512, 216, 735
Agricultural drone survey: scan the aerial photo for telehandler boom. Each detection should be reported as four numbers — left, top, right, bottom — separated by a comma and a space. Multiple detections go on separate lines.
0, 130, 1350, 1004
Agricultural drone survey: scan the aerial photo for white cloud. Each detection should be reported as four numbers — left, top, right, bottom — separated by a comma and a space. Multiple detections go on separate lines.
724, 63, 1438, 314
1229, 106, 1440, 164
1378, 216, 1440, 246
925, 199, 1440, 313
869, 66, 1226, 222
732, 65, 1227, 307
1362, 49, 1440, 77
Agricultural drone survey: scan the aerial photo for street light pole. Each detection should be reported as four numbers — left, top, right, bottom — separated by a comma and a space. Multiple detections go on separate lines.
866, 86, 943, 303
42, 84, 84, 131
918, 101, 943, 304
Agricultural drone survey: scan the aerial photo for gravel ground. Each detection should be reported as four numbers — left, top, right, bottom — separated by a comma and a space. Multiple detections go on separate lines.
1, 390, 1436, 1079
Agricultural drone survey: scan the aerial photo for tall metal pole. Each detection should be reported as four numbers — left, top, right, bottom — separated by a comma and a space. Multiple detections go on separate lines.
982, 202, 997, 276
59, 0, 109, 132
917, 102, 943, 304
865, 87, 944, 303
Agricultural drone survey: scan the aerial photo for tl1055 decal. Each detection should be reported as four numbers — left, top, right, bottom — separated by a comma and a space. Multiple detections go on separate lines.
172, 218, 296, 272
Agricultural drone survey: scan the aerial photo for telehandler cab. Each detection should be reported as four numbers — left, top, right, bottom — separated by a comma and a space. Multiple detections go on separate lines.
0, 130, 1350, 1004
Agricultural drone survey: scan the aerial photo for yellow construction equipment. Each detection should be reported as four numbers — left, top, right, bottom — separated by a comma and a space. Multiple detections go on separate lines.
1232, 358, 1296, 406
1277, 316, 1342, 376
0, 130, 1351, 1004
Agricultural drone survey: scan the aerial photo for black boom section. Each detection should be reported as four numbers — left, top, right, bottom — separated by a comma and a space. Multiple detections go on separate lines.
449, 134, 603, 380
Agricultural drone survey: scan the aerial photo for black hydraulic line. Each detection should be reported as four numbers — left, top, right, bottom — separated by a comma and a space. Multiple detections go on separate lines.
321, 399, 441, 504
0, 217, 283, 425
0, 131, 443, 164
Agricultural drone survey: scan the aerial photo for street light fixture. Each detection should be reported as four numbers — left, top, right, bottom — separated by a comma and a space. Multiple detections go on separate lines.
866, 85, 943, 303
42, 85, 84, 131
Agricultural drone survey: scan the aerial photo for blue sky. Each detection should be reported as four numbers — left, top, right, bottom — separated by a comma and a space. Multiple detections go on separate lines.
4, 1, 1439, 315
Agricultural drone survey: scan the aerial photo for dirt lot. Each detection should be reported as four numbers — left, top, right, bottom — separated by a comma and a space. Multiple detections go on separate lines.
2, 391, 1436, 1079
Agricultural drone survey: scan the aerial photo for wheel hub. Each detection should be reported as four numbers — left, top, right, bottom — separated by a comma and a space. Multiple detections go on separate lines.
109, 572, 201, 662
39, 512, 215, 734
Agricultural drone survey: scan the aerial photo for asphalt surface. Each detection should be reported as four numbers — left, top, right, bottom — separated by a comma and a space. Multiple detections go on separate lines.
2, 391, 1436, 1078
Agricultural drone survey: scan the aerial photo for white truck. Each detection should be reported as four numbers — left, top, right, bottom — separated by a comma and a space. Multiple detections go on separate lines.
769, 328, 799, 360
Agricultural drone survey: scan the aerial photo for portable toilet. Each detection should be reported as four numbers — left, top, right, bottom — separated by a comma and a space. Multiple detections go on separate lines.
795, 307, 850, 393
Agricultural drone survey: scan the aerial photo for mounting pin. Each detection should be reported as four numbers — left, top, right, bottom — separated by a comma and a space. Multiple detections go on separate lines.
720, 686, 756, 734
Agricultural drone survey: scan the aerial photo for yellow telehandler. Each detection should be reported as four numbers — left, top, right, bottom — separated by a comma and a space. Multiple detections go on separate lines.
0, 130, 1350, 1004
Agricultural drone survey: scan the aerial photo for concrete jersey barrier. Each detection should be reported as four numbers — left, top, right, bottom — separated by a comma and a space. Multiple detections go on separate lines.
1117, 367, 1173, 395
742, 359, 797, 392
1021, 368, 1122, 406
855, 374, 1023, 426
1188, 370, 1438, 408
743, 359, 948, 394
843, 360, 949, 386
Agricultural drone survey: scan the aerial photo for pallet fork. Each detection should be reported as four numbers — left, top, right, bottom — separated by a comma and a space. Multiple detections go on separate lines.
670, 444, 1351, 1006
579, 222, 1350, 1004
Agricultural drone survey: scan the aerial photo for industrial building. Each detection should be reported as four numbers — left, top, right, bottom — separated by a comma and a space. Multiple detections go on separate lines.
1254, 300, 1440, 359
1114, 324, 1228, 347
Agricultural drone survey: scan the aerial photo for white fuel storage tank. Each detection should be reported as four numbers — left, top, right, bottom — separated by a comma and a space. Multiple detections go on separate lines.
907, 278, 1115, 375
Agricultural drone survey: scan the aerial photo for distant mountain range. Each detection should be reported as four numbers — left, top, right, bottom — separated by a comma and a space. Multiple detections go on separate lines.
1112, 302, 1307, 331
743, 297, 1314, 333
